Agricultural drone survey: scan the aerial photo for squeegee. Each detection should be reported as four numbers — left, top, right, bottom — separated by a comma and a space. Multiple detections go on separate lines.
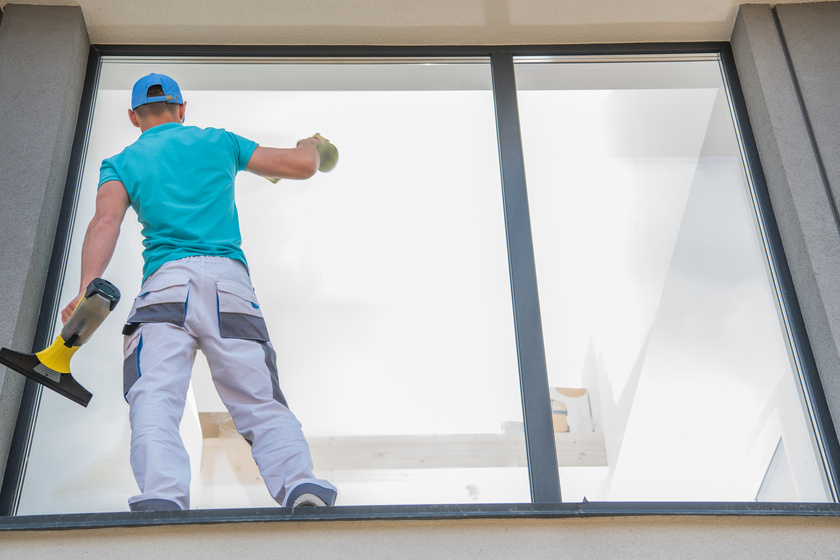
0, 278, 120, 407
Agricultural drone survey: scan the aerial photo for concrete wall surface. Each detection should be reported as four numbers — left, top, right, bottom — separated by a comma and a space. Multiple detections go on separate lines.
0, 5, 89, 484
731, 2, 840, 438
775, 2, 840, 199
2, 516, 840, 559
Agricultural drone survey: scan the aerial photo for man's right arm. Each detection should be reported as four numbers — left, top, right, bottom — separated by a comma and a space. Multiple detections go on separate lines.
60, 180, 130, 324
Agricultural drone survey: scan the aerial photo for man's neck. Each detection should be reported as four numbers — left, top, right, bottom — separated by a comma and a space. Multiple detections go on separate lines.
139, 116, 181, 133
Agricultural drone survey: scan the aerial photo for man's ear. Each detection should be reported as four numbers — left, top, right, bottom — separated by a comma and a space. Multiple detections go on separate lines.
128, 109, 141, 129
179, 101, 187, 124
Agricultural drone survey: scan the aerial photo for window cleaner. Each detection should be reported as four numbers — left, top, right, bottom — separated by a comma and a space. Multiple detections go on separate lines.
0, 278, 120, 407
313, 133, 339, 172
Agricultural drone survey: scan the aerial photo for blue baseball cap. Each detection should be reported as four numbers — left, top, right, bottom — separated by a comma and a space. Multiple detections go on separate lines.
131, 73, 183, 109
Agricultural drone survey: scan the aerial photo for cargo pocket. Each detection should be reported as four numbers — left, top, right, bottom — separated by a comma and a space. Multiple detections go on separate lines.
216, 279, 270, 342
122, 328, 143, 399
126, 274, 191, 327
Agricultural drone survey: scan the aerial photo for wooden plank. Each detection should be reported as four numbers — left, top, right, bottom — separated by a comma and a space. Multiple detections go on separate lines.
307, 432, 607, 470
198, 413, 607, 474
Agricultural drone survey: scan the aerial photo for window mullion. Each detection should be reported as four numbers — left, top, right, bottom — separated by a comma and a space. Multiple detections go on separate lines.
490, 50, 562, 504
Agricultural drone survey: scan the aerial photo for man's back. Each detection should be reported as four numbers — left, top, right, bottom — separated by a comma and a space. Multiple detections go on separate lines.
99, 123, 257, 282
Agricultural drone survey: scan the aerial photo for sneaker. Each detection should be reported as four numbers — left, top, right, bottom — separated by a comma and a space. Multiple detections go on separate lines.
292, 493, 328, 507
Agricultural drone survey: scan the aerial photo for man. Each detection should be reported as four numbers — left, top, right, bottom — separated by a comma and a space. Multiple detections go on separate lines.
61, 73, 337, 511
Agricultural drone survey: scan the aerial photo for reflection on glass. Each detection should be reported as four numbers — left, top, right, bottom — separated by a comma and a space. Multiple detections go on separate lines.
17, 60, 527, 513
516, 58, 832, 502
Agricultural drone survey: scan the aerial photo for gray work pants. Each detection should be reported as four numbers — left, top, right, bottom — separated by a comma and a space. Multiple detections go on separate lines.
122, 256, 336, 510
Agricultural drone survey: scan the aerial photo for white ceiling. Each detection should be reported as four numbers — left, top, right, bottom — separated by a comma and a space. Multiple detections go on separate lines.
1, 0, 831, 45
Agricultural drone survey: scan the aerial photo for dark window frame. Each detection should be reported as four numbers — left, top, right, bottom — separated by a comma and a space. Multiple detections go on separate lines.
2, 42, 839, 527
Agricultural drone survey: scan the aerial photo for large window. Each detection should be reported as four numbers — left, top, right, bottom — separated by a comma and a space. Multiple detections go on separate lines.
7, 48, 837, 515
515, 56, 832, 502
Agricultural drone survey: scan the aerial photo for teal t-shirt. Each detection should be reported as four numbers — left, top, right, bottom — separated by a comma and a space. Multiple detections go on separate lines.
99, 123, 258, 283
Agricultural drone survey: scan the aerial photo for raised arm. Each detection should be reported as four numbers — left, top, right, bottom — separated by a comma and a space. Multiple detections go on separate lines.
245, 137, 323, 181
60, 180, 130, 323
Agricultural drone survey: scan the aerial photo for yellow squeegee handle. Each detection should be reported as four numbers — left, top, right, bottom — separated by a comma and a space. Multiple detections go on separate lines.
35, 278, 121, 375
35, 334, 80, 375
35, 294, 89, 375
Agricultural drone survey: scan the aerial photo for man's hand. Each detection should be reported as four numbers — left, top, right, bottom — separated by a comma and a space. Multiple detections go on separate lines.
295, 135, 324, 150
61, 292, 85, 325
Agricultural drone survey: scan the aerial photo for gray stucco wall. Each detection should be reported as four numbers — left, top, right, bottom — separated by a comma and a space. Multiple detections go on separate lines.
731, 2, 840, 440
0, 5, 90, 486
776, 3, 840, 204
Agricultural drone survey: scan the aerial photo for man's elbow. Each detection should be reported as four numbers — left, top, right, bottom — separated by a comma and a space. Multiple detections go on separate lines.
304, 160, 319, 179
292, 159, 318, 180
91, 213, 123, 234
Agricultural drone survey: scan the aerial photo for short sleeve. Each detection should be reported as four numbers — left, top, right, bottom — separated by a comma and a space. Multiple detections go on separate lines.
99, 157, 120, 187
225, 131, 259, 171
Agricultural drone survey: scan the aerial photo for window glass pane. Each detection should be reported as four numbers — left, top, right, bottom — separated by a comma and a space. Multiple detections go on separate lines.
17, 59, 526, 513
516, 57, 833, 502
